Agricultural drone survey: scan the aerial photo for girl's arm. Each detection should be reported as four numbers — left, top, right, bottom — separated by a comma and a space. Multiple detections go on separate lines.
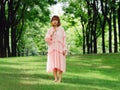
63, 30, 67, 55
45, 29, 53, 45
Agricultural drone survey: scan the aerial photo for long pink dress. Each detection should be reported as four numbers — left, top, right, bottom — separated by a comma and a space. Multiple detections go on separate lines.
45, 26, 67, 72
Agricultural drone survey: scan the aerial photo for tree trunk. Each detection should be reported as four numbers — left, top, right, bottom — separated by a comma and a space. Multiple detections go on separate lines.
93, 0, 97, 53
112, 0, 118, 52
93, 17, 97, 53
86, 1, 91, 54
118, 2, 120, 51
11, 26, 17, 56
0, 1, 6, 57
100, 0, 108, 53
107, 11, 112, 53
6, 1, 11, 56
82, 23, 85, 54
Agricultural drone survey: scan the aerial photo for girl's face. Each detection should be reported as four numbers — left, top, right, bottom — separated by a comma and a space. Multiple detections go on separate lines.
51, 19, 58, 26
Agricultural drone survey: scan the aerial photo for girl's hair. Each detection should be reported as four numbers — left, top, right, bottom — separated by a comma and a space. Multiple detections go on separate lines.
51, 15, 61, 26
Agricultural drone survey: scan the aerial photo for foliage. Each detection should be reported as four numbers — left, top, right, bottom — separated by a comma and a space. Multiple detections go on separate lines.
16, 0, 56, 56
63, 0, 120, 54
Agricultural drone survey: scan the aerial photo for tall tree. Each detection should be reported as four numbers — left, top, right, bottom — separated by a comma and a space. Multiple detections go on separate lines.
0, 0, 57, 57
0, 0, 6, 57
112, 0, 118, 52
63, 0, 120, 54
118, 1, 120, 50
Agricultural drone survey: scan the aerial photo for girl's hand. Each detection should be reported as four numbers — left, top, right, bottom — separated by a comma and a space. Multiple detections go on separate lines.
63, 50, 67, 56
51, 30, 56, 37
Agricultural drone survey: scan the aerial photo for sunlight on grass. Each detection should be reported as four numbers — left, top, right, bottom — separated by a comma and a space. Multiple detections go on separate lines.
65, 72, 118, 81
98, 65, 113, 69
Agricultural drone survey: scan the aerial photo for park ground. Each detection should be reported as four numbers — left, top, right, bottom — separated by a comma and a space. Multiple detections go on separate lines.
0, 53, 120, 90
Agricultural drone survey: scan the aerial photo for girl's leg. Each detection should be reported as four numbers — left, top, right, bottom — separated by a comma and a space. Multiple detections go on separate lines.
58, 69, 63, 82
53, 68, 57, 82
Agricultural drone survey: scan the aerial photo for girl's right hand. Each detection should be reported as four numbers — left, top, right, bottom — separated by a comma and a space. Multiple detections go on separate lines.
51, 30, 56, 37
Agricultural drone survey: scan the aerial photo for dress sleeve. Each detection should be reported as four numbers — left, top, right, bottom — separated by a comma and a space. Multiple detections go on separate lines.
63, 30, 67, 51
45, 29, 52, 45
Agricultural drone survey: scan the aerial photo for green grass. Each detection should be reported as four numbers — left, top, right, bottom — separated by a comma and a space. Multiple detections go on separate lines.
0, 53, 120, 90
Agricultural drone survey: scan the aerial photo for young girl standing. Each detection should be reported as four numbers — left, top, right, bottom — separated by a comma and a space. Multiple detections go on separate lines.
45, 15, 67, 82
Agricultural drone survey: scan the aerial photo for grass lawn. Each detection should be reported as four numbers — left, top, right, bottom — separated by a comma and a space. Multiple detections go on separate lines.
0, 53, 120, 90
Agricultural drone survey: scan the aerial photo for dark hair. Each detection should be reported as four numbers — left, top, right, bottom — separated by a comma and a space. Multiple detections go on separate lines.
51, 15, 61, 26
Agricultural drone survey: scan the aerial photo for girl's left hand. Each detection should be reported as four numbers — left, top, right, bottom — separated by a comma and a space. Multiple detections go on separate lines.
63, 50, 67, 56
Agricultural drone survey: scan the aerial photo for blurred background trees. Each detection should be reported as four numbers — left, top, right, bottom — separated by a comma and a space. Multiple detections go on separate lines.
0, 0, 120, 57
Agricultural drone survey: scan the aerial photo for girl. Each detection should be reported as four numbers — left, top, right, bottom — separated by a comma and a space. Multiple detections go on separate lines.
45, 15, 67, 82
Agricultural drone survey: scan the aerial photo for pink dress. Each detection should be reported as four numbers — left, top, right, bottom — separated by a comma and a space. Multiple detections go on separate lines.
45, 26, 67, 72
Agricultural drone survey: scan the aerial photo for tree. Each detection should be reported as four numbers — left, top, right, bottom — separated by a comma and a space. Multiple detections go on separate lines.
63, 0, 120, 54
118, 1, 120, 51
0, 0, 57, 57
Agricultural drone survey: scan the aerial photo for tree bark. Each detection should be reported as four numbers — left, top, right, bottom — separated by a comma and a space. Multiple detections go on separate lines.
100, 0, 108, 53
0, 1, 6, 57
112, 0, 118, 52
118, 1, 120, 51
82, 22, 85, 54
107, 11, 112, 53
